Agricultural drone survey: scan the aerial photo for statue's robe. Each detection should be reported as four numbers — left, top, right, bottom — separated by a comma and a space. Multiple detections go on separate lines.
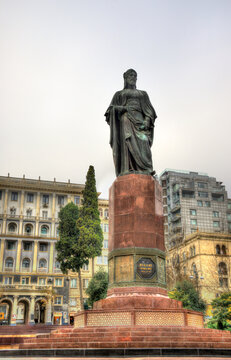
105, 88, 157, 177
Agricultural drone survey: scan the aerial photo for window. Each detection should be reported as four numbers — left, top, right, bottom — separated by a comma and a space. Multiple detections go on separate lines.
219, 278, 228, 287
198, 182, 208, 189
182, 190, 194, 198
42, 211, 48, 219
27, 193, 34, 203
103, 256, 108, 265
22, 258, 30, 268
41, 226, 49, 236
218, 262, 228, 275
104, 224, 109, 233
55, 278, 62, 287
100, 223, 103, 231
26, 208, 32, 216
212, 193, 224, 202
39, 242, 48, 251
21, 277, 29, 285
221, 245, 227, 255
190, 209, 197, 216
5, 257, 13, 268
104, 209, 109, 219
227, 214, 231, 221
58, 196, 64, 205
82, 263, 89, 271
70, 278, 77, 288
74, 196, 80, 205
70, 298, 77, 306
216, 245, 221, 255
191, 263, 197, 274
104, 240, 108, 249
0, 190, 2, 200
229, 222, 231, 231
55, 260, 60, 269
42, 194, 49, 205
7, 241, 16, 250
228, 203, 231, 210
39, 278, 46, 285
4, 277, 13, 285
197, 200, 203, 207
23, 241, 32, 251
39, 259, 47, 268
198, 192, 208, 198
8, 223, 16, 232
25, 224, 33, 234
213, 221, 220, 228
99, 208, 103, 217
183, 252, 186, 261
97, 256, 103, 264
54, 296, 62, 305
83, 279, 89, 289
213, 211, 219, 218
183, 266, 186, 275
205, 201, 211, 207
11, 192, 18, 201
190, 219, 197, 226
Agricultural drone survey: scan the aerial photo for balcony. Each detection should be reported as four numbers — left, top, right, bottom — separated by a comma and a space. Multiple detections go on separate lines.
4, 266, 15, 272
38, 267, 48, 273
24, 215, 36, 221
171, 214, 181, 222
171, 204, 181, 213
8, 214, 20, 219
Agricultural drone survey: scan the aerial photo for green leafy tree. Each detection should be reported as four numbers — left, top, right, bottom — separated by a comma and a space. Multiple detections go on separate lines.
168, 280, 206, 313
86, 269, 108, 307
207, 292, 231, 330
56, 165, 103, 310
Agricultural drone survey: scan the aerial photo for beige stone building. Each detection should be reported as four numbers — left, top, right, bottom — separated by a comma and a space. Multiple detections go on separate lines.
166, 231, 231, 314
0, 175, 108, 325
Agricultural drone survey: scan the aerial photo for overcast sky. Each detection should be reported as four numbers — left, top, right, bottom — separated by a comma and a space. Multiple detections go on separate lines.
0, 0, 230, 199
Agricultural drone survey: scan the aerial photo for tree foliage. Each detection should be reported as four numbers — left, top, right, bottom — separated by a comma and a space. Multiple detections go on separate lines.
86, 269, 108, 307
168, 280, 206, 313
55, 202, 81, 273
55, 165, 103, 309
76, 165, 103, 260
207, 292, 231, 330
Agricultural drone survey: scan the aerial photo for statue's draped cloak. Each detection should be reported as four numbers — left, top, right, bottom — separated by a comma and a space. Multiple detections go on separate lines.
105, 89, 157, 177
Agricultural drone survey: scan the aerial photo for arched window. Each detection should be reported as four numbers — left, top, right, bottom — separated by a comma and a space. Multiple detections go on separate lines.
41, 225, 49, 235
5, 257, 13, 268
25, 224, 33, 234
99, 208, 103, 217
216, 244, 221, 254
104, 209, 109, 219
218, 262, 228, 275
190, 247, 194, 257
221, 245, 227, 255
193, 246, 196, 256
22, 258, 30, 268
8, 223, 17, 232
55, 260, 60, 269
39, 259, 47, 268
191, 263, 197, 274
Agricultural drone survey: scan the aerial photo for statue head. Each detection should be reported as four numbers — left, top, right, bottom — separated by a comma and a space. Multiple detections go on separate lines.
123, 69, 137, 89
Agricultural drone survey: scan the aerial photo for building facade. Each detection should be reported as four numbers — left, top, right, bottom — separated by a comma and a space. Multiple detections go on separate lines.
166, 231, 231, 313
160, 169, 231, 249
0, 175, 108, 326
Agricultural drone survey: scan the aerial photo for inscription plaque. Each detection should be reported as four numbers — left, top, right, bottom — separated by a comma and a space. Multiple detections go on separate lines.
136, 257, 156, 279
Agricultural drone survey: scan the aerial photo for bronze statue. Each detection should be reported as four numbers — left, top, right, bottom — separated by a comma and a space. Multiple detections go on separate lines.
105, 69, 157, 177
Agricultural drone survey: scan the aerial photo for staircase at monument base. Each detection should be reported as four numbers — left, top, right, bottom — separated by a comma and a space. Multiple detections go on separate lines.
18, 325, 231, 349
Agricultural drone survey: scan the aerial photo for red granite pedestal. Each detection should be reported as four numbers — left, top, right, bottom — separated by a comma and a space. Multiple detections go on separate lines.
74, 174, 204, 328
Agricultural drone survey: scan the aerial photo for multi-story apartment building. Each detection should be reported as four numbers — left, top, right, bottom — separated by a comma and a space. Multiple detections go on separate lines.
167, 231, 231, 315
160, 169, 231, 249
0, 175, 108, 326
